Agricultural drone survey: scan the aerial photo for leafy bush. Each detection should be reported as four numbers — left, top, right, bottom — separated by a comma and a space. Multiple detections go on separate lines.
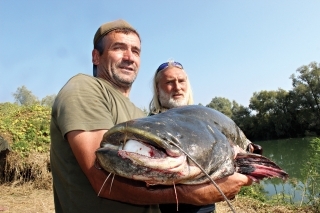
0, 102, 51, 155
239, 184, 267, 202
301, 137, 320, 212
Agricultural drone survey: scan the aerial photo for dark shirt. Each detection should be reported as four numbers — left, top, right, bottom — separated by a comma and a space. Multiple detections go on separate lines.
159, 203, 215, 213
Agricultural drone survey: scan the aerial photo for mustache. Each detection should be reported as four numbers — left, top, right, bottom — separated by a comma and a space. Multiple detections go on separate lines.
172, 93, 184, 96
118, 61, 137, 71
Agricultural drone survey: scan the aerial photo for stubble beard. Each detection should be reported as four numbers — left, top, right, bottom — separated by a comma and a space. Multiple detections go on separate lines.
158, 88, 189, 108
111, 66, 137, 88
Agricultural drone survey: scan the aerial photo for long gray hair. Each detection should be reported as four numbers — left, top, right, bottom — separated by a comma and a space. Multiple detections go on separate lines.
148, 60, 194, 115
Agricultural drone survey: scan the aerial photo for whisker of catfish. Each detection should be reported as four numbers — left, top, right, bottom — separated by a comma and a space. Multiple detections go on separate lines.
167, 132, 237, 213
110, 173, 115, 194
173, 181, 179, 212
98, 172, 112, 196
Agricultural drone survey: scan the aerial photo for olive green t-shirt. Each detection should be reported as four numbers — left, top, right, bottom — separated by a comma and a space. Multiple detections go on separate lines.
50, 74, 159, 213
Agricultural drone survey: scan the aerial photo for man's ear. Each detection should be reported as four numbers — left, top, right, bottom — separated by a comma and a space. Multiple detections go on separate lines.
92, 49, 100, 65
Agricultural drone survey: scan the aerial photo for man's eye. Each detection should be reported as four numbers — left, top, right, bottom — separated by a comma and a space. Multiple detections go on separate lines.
113, 45, 125, 50
133, 50, 140, 56
132, 49, 140, 56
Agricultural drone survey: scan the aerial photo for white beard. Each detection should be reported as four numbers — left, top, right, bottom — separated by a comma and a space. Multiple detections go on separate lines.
158, 88, 189, 108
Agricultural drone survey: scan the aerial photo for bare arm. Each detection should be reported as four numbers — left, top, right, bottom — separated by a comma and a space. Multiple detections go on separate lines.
67, 130, 252, 205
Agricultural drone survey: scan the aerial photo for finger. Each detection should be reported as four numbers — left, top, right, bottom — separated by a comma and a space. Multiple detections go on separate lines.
233, 172, 253, 186
229, 195, 236, 200
244, 177, 253, 186
242, 175, 253, 186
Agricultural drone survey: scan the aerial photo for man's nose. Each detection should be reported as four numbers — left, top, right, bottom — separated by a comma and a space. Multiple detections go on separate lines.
174, 82, 182, 90
123, 49, 134, 61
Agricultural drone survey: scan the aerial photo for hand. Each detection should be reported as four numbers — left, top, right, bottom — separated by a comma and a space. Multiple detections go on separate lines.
174, 172, 253, 205
247, 143, 263, 155
233, 145, 246, 158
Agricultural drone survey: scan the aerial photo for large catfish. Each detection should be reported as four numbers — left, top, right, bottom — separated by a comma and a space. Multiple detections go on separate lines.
96, 105, 288, 186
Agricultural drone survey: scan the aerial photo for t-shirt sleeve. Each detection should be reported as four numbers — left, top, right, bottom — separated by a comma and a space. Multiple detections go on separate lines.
53, 75, 114, 137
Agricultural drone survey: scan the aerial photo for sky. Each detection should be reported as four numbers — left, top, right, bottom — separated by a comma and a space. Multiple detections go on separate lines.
1, 1, 319, 109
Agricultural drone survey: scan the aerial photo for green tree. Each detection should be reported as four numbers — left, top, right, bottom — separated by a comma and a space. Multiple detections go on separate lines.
290, 61, 320, 134
231, 101, 255, 139
286, 90, 311, 137
249, 90, 277, 139
206, 97, 232, 118
13, 86, 39, 106
248, 89, 293, 139
41, 94, 56, 107
269, 89, 297, 138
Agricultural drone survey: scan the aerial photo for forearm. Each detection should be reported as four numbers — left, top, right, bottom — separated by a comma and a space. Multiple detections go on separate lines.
167, 174, 247, 205
96, 172, 175, 204
96, 171, 251, 205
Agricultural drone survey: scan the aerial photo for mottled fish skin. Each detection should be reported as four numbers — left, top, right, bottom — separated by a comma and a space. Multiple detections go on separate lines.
96, 105, 288, 185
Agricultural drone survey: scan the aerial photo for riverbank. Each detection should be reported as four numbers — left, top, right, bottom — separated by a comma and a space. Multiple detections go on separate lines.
0, 184, 314, 213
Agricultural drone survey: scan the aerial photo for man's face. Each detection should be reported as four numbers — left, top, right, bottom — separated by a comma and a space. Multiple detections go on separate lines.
157, 67, 189, 108
95, 31, 141, 89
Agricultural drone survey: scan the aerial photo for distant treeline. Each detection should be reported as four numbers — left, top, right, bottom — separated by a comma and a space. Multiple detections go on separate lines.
4, 61, 320, 142
206, 61, 320, 141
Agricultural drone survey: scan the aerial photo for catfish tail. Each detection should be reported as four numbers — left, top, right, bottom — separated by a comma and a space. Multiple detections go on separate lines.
235, 153, 289, 182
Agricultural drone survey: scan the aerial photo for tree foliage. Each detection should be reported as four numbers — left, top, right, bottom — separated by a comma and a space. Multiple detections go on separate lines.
291, 62, 320, 134
41, 94, 56, 107
231, 101, 254, 138
206, 61, 320, 141
12, 85, 56, 107
206, 97, 233, 118
13, 86, 39, 106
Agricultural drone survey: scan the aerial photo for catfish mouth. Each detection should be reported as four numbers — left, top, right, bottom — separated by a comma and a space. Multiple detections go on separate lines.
98, 126, 205, 185
118, 139, 187, 172
99, 140, 203, 184
102, 125, 185, 159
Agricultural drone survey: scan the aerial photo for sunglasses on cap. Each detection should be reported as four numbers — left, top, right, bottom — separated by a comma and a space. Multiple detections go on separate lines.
156, 61, 184, 73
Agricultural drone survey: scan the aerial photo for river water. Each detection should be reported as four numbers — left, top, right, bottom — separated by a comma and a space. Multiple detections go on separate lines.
255, 137, 320, 203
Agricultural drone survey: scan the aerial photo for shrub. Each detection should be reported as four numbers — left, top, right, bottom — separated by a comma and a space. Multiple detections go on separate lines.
0, 103, 51, 155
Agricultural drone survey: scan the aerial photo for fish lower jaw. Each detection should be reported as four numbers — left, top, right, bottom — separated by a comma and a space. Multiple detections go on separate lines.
130, 166, 204, 186
118, 150, 187, 170
117, 150, 204, 184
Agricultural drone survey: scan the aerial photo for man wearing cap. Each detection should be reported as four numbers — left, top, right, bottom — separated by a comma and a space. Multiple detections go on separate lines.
50, 19, 252, 213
